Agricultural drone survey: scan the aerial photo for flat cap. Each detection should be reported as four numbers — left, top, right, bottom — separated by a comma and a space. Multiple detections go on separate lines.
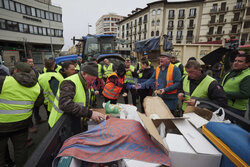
160, 52, 172, 58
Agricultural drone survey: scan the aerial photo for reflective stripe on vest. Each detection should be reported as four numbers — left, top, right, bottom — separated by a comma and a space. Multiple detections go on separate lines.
182, 75, 215, 111
0, 76, 40, 123
38, 72, 64, 111
155, 63, 177, 94
222, 68, 250, 110
125, 65, 135, 84
103, 63, 113, 78
102, 73, 125, 100
48, 74, 87, 127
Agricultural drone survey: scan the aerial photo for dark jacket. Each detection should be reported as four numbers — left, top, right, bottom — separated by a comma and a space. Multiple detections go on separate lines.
58, 73, 92, 118
178, 73, 227, 107
0, 72, 44, 133
172, 60, 184, 75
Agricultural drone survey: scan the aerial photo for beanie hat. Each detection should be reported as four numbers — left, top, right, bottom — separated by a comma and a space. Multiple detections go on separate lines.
15, 62, 31, 73
81, 62, 98, 77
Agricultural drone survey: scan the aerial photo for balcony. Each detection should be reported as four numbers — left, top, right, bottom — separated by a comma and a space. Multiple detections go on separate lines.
207, 32, 213, 36
138, 21, 142, 25
178, 15, 185, 19
233, 4, 245, 10
169, 15, 175, 19
168, 36, 173, 40
229, 30, 240, 35
167, 26, 174, 30
138, 30, 141, 34
177, 25, 184, 29
231, 17, 243, 22
188, 24, 195, 29
143, 28, 147, 33
176, 36, 183, 40
186, 36, 193, 42
210, 8, 217, 13
188, 14, 196, 18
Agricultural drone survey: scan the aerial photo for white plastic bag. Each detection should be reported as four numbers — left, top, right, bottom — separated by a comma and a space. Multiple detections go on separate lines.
210, 107, 226, 122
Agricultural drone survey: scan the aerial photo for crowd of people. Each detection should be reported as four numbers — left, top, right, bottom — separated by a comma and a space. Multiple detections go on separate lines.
0, 52, 249, 167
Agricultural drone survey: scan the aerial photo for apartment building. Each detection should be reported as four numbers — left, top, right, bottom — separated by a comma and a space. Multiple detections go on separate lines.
117, 0, 250, 52
0, 0, 64, 67
96, 13, 125, 36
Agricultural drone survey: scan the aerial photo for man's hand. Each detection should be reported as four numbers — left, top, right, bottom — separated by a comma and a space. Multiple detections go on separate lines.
158, 89, 165, 94
122, 92, 128, 97
94, 90, 99, 95
137, 70, 140, 74
91, 111, 106, 122
134, 83, 141, 89
178, 93, 185, 101
184, 99, 196, 106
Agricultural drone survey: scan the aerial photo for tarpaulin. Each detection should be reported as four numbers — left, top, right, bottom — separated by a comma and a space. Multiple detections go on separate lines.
53, 118, 171, 167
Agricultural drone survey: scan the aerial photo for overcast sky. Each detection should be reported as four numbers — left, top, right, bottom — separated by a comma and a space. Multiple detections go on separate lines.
52, 0, 185, 51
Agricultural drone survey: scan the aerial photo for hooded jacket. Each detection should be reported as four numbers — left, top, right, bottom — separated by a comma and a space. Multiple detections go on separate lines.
0, 72, 44, 132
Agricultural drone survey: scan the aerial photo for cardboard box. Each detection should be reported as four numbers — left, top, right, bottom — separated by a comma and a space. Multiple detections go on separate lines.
138, 97, 222, 167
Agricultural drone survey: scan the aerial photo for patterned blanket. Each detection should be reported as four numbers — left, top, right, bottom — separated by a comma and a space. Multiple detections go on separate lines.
53, 118, 171, 166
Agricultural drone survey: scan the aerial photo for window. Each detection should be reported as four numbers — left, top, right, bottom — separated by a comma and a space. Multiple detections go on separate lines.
0, 0, 3, 8
55, 29, 59, 36
156, 20, 160, 26
152, 20, 155, 26
221, 2, 226, 11
29, 25, 34, 34
45, 11, 50, 19
54, 13, 57, 21
20, 4, 25, 14
36, 9, 41, 18
41, 10, 45, 19
7, 21, 18, 31
167, 31, 172, 38
231, 25, 237, 33
144, 15, 147, 22
168, 21, 173, 27
42, 27, 47, 35
189, 8, 196, 17
156, 30, 159, 36
247, 8, 250, 15
152, 10, 156, 16
179, 9, 185, 18
26, 6, 31, 15
243, 21, 250, 29
33, 26, 38, 34
19, 23, 24, 32
217, 26, 222, 34
211, 15, 216, 23
169, 10, 174, 18
177, 30, 182, 38
144, 33, 146, 39
59, 30, 63, 37
157, 9, 161, 15
151, 31, 154, 36
189, 20, 194, 27
209, 27, 214, 34
15, 2, 21, 12
23, 24, 28, 33
58, 14, 62, 22
234, 12, 240, 21
47, 28, 51, 35
178, 20, 183, 27
3, 0, 9, 9
31, 7, 36, 17
0, 19, 6, 29
49, 12, 53, 20
212, 4, 218, 11
9, 0, 15, 11
187, 30, 193, 37
219, 15, 224, 23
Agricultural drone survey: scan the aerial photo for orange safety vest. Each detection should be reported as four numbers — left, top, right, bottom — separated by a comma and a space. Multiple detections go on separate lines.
102, 73, 125, 99
155, 63, 177, 94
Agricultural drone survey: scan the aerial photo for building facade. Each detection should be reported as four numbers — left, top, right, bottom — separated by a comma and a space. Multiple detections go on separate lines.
0, 0, 64, 68
117, 0, 250, 53
96, 13, 125, 36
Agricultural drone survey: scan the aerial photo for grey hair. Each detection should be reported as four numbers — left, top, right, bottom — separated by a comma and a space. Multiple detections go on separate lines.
185, 60, 201, 70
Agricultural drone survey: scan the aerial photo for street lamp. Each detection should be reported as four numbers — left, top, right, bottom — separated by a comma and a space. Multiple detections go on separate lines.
88, 23, 92, 34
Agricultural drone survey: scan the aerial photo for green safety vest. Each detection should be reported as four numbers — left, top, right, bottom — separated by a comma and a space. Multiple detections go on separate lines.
43, 65, 62, 73
103, 63, 113, 78
48, 74, 88, 127
182, 75, 215, 111
174, 62, 181, 68
98, 64, 102, 79
222, 68, 250, 111
38, 72, 64, 112
75, 64, 80, 71
125, 65, 135, 84
0, 76, 40, 123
